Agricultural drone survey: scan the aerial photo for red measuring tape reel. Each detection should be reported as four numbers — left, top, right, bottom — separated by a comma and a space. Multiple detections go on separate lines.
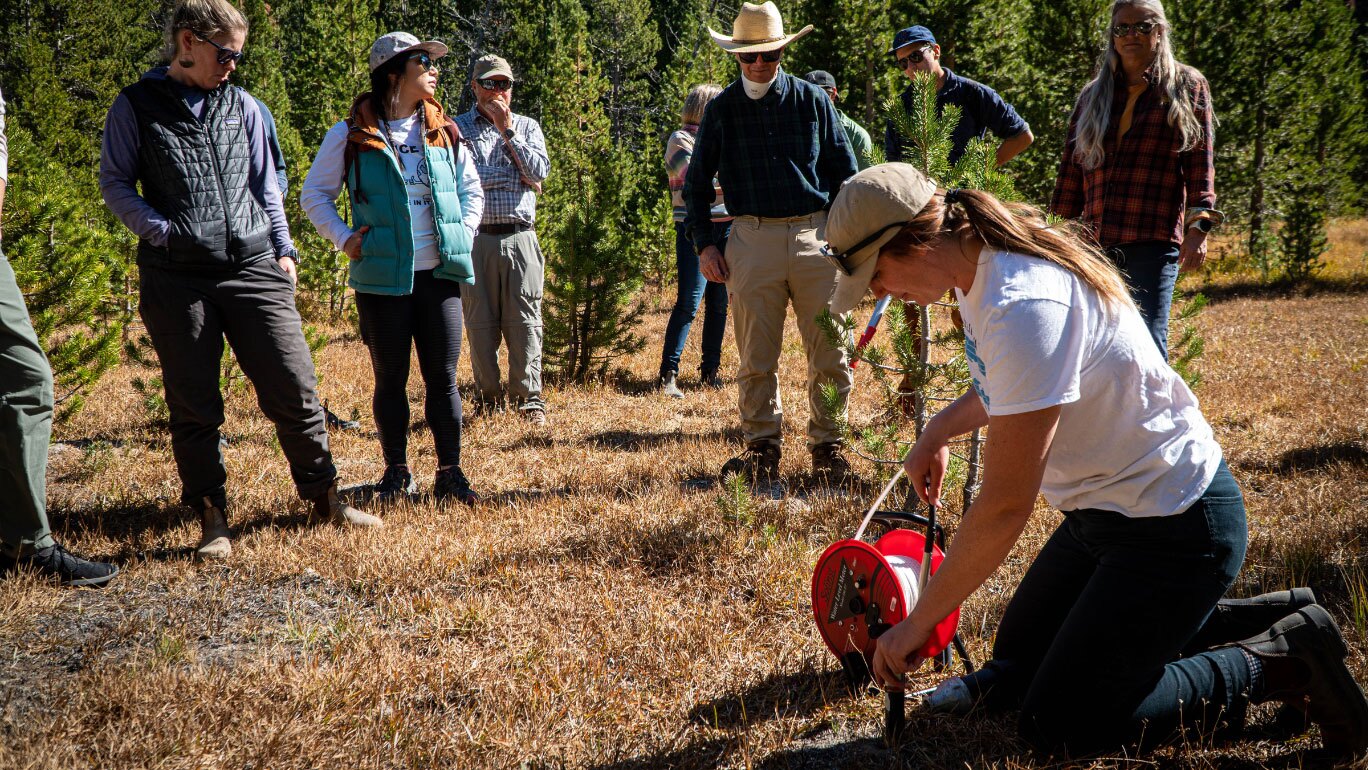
811, 528, 959, 665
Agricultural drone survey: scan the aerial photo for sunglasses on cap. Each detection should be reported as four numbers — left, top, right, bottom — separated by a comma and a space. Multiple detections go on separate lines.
192, 30, 244, 66
895, 46, 932, 70
477, 78, 513, 92
1112, 20, 1158, 37
820, 221, 913, 276
737, 49, 783, 64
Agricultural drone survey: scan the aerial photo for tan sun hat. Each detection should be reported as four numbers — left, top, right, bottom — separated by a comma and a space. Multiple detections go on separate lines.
369, 32, 449, 73
825, 163, 939, 315
708, 1, 813, 53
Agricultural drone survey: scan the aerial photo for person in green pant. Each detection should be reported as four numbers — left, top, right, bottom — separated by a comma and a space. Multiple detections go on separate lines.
0, 87, 118, 586
804, 70, 874, 169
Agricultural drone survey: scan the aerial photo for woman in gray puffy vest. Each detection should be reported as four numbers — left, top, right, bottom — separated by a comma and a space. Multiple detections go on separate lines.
301, 33, 484, 506
99, 0, 380, 562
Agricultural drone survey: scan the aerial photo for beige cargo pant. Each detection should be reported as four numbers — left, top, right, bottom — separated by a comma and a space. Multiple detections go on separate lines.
461, 230, 545, 411
726, 211, 852, 448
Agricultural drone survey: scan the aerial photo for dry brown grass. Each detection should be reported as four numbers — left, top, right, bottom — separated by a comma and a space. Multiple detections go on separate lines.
1, 223, 1366, 769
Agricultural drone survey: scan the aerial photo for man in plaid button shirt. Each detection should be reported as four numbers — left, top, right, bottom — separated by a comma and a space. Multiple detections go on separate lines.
455, 54, 551, 424
685, 2, 859, 484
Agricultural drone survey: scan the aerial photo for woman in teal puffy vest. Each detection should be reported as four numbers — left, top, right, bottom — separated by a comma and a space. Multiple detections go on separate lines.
303, 32, 484, 505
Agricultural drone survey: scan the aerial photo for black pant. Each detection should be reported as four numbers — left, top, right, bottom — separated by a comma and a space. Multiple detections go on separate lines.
139, 259, 336, 508
354, 270, 463, 468
991, 460, 1251, 756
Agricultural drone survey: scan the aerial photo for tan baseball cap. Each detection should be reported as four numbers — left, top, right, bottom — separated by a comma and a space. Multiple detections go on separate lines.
471, 54, 515, 81
825, 163, 938, 315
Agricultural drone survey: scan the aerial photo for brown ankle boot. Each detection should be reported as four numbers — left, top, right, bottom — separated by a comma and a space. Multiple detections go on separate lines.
195, 497, 232, 561
310, 484, 383, 529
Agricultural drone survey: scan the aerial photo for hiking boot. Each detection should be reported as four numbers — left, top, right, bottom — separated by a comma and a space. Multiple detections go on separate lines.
194, 497, 232, 561
310, 484, 383, 529
522, 407, 547, 426
1237, 605, 1368, 758
433, 466, 480, 506
700, 369, 724, 390
660, 371, 684, 399
8, 543, 118, 587
324, 406, 361, 432
811, 442, 853, 483
720, 442, 781, 484
372, 464, 417, 504
1183, 588, 1319, 655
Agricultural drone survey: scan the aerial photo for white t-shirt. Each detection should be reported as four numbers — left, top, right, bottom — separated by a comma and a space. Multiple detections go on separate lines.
379, 114, 438, 269
954, 248, 1221, 518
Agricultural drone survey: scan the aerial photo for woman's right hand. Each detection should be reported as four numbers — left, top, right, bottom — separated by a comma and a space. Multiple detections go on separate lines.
903, 424, 951, 507
342, 225, 370, 261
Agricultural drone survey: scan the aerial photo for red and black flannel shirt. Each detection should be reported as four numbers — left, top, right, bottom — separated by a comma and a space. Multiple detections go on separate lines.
1050, 68, 1215, 249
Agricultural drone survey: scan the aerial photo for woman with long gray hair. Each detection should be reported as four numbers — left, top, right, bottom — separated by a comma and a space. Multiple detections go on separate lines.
1051, 0, 1220, 360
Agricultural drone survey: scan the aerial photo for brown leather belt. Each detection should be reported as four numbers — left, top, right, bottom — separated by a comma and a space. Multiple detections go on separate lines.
479, 223, 532, 235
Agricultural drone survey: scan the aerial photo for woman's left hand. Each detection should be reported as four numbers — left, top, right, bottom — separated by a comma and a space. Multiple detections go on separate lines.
872, 616, 933, 689
1178, 229, 1208, 274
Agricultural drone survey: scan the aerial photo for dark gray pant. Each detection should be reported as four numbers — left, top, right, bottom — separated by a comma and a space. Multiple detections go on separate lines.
0, 250, 57, 555
139, 259, 336, 509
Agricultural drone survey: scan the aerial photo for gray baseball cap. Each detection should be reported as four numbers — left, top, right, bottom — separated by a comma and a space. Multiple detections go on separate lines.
369, 32, 449, 72
471, 54, 516, 82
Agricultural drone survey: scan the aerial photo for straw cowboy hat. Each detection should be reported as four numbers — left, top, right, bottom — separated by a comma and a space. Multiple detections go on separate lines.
708, 1, 813, 53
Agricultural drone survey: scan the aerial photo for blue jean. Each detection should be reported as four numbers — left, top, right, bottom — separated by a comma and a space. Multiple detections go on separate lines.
990, 460, 1251, 756
660, 221, 730, 378
1109, 241, 1180, 360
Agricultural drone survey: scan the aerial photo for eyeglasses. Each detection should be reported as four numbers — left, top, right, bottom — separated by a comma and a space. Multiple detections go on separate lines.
411, 52, 438, 73
1112, 20, 1159, 37
895, 47, 932, 70
192, 30, 244, 66
821, 222, 912, 276
477, 78, 512, 92
737, 49, 783, 64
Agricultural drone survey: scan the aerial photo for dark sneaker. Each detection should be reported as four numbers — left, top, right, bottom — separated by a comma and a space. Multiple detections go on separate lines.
433, 466, 480, 506
522, 407, 547, 426
660, 371, 684, 399
811, 442, 853, 483
700, 369, 724, 390
720, 442, 781, 484
1184, 587, 1318, 655
11, 543, 118, 587
373, 464, 417, 503
1238, 605, 1368, 758
324, 405, 361, 431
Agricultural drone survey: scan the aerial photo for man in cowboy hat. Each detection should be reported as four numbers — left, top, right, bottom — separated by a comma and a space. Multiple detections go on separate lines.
685, 1, 859, 485
455, 54, 551, 426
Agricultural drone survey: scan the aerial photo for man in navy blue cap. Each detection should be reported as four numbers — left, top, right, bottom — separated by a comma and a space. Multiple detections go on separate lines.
886, 25, 1033, 167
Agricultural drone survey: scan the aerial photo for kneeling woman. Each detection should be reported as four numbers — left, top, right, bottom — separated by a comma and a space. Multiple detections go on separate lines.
824, 164, 1368, 758
303, 33, 483, 504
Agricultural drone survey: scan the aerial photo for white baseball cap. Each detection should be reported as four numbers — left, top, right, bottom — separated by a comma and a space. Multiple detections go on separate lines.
369, 32, 449, 72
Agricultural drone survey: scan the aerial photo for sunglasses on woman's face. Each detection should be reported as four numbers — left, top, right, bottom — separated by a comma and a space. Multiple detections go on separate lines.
193, 30, 244, 66
410, 52, 438, 72
895, 46, 932, 70
477, 78, 513, 92
737, 49, 782, 64
1112, 20, 1158, 37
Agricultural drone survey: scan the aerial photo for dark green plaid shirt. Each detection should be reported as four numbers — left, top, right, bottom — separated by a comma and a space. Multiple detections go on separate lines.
684, 72, 858, 252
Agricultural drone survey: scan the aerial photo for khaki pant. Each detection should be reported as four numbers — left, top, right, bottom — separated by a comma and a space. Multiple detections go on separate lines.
726, 212, 852, 448
462, 230, 545, 411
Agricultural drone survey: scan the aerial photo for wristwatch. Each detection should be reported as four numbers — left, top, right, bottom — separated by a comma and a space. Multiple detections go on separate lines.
503, 128, 515, 140
279, 246, 300, 264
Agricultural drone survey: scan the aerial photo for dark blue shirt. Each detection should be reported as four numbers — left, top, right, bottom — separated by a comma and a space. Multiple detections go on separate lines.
885, 68, 1028, 165
684, 72, 858, 252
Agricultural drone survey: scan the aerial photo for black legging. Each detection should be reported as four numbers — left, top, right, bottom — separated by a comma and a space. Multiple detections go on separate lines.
354, 269, 463, 468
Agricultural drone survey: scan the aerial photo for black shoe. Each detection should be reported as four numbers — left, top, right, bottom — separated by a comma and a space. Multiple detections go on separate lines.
324, 406, 361, 431
720, 442, 781, 484
373, 464, 417, 503
433, 466, 480, 506
1183, 587, 1319, 655
700, 369, 724, 390
9, 543, 118, 587
1238, 605, 1368, 758
811, 442, 853, 483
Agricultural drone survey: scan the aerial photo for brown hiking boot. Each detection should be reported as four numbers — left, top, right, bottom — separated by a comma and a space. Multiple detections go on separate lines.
195, 497, 232, 561
811, 442, 853, 483
1238, 605, 1368, 758
310, 484, 383, 529
720, 442, 781, 484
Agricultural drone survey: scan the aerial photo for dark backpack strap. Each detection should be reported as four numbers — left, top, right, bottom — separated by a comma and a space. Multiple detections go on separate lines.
342, 117, 366, 207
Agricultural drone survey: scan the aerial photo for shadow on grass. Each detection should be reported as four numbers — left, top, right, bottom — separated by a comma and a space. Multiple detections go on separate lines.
687, 666, 854, 729
1242, 442, 1368, 475
1192, 273, 1368, 304
582, 428, 739, 452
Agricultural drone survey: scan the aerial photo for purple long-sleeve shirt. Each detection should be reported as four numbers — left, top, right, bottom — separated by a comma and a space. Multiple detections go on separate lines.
99, 67, 293, 256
